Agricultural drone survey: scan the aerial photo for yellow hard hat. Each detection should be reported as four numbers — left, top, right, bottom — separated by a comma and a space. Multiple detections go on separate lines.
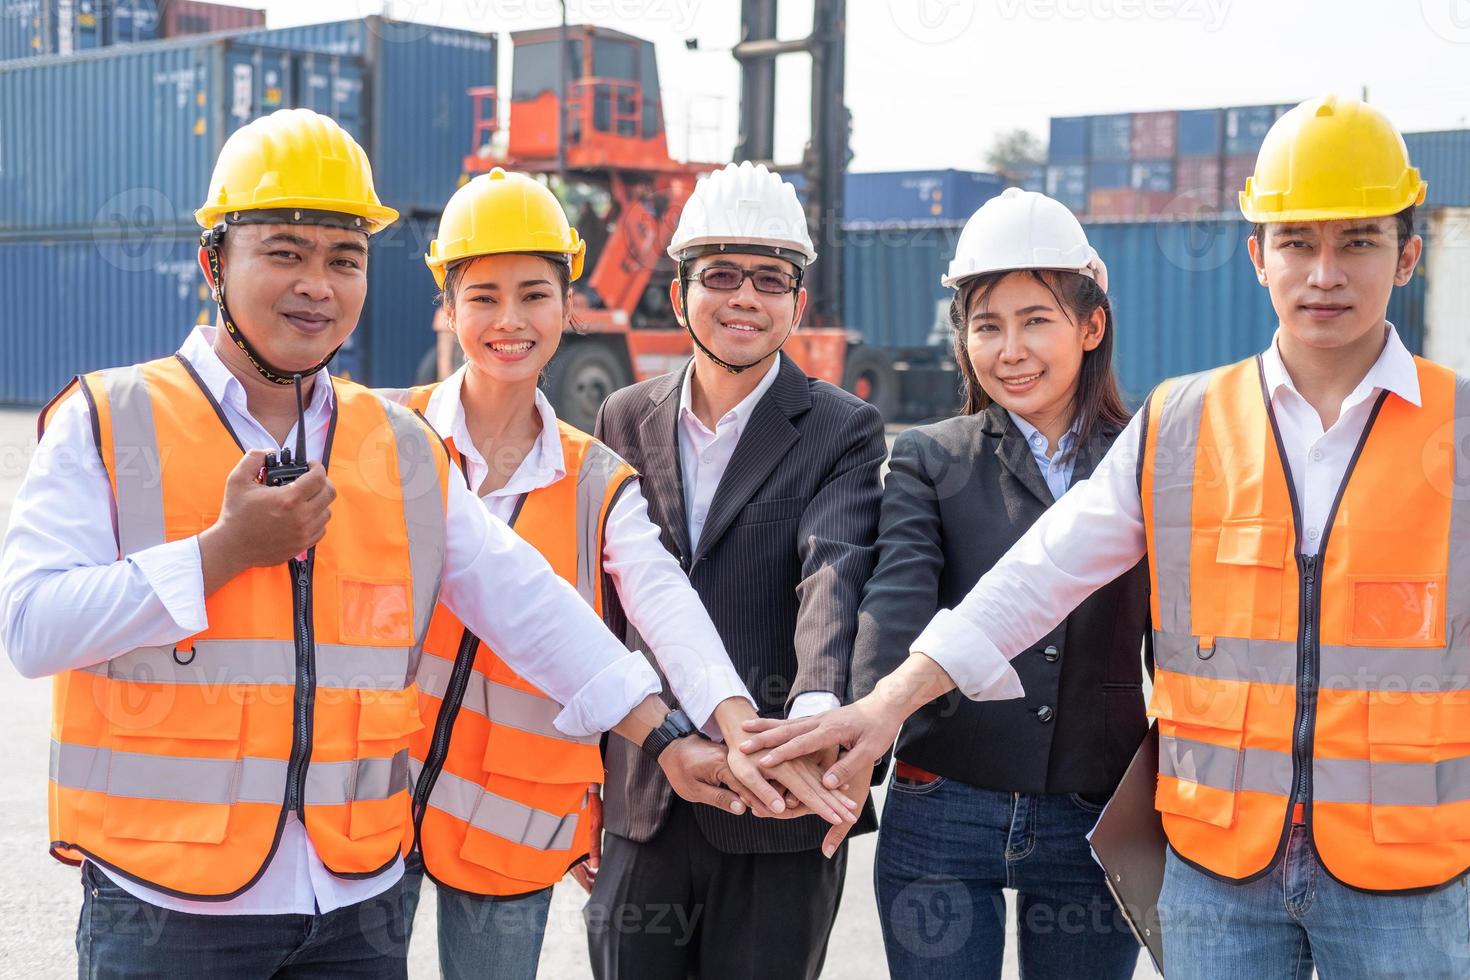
195, 108, 399, 233
425, 168, 586, 289
1239, 95, 1427, 223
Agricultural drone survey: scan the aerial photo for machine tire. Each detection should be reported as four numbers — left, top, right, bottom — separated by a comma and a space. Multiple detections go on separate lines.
840, 343, 899, 421
542, 339, 634, 432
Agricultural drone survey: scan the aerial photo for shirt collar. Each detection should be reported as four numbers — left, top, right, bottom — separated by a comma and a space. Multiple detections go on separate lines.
179, 324, 336, 421
678, 352, 783, 435
424, 363, 566, 494
1260, 322, 1421, 410
1006, 409, 1080, 460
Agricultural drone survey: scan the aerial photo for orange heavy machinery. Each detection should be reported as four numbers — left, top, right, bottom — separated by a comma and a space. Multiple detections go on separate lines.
423, 9, 895, 431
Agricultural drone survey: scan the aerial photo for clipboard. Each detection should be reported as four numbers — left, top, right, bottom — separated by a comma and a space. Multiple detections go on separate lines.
1087, 722, 1167, 976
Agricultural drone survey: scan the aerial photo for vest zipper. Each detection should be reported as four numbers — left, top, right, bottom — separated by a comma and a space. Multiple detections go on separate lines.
284, 554, 317, 820
411, 630, 479, 835
1291, 554, 1320, 807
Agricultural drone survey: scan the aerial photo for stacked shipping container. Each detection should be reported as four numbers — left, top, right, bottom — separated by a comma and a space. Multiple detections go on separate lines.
1, 1, 264, 62
0, 16, 496, 398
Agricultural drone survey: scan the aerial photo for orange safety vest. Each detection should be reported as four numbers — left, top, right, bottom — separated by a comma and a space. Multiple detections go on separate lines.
41, 355, 451, 899
1140, 354, 1470, 893
388, 384, 637, 897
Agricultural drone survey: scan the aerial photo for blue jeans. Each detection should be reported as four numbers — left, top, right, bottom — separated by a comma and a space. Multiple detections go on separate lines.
873, 771, 1139, 980
75, 860, 413, 979
1158, 823, 1470, 979
401, 853, 553, 980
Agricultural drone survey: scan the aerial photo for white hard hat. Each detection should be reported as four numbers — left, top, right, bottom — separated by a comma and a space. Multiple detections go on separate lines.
668, 161, 817, 267
942, 187, 1107, 292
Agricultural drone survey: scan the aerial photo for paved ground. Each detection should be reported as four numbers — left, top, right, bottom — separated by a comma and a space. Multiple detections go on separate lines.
0, 407, 1156, 979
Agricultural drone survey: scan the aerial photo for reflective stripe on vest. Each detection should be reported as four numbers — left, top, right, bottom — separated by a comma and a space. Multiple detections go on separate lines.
1141, 355, 1470, 891
392, 383, 637, 896
47, 356, 450, 898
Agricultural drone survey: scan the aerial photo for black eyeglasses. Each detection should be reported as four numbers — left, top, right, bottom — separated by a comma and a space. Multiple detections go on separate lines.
689, 266, 801, 295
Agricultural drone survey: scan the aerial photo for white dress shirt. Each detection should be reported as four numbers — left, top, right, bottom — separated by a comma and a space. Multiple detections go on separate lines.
912, 324, 1420, 703
423, 366, 753, 738
0, 326, 662, 915
1006, 410, 1081, 503
676, 355, 839, 720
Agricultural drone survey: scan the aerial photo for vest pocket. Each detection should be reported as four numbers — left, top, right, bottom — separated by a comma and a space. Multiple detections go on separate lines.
101, 695, 246, 844
1150, 669, 1248, 828
458, 778, 589, 882
1365, 695, 1470, 844
1348, 576, 1445, 646
348, 688, 422, 841
1209, 519, 1290, 637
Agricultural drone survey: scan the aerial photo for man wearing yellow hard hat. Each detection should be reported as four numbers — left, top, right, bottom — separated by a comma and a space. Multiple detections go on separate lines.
0, 108, 719, 978
739, 96, 1470, 977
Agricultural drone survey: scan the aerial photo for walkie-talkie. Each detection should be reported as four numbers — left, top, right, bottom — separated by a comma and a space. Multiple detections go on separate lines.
263, 374, 311, 486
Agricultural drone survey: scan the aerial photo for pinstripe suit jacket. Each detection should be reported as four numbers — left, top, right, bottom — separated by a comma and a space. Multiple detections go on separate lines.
593, 353, 885, 853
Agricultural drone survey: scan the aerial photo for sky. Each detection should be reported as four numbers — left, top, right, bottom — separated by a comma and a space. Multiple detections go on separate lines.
252, 0, 1470, 172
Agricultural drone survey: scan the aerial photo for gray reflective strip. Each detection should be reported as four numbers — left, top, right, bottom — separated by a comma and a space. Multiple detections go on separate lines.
1149, 372, 1212, 636
1158, 735, 1292, 798
100, 365, 165, 558
81, 640, 409, 690
1156, 630, 1470, 692
52, 741, 407, 806
416, 652, 598, 745
574, 444, 626, 607
424, 766, 580, 851
382, 400, 446, 649
1450, 377, 1470, 658
303, 750, 411, 806
376, 388, 412, 406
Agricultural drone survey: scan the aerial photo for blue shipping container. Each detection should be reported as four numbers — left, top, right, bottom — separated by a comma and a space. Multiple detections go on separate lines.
1049, 116, 1088, 163
1, 0, 158, 61
1225, 103, 1291, 156
1011, 164, 1045, 194
240, 18, 497, 215
842, 223, 962, 350
0, 221, 440, 403
843, 170, 1004, 225
1046, 164, 1087, 213
0, 1, 47, 61
1177, 108, 1222, 156
1405, 130, 1470, 208
1089, 113, 1133, 161
1131, 159, 1174, 192
0, 35, 368, 231
1088, 161, 1131, 190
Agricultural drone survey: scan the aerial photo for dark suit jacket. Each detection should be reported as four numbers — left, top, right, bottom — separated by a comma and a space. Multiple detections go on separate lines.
595, 353, 885, 853
851, 403, 1151, 797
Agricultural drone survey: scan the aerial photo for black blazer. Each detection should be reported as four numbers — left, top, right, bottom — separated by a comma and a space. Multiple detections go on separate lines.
595, 354, 885, 853
851, 404, 1151, 797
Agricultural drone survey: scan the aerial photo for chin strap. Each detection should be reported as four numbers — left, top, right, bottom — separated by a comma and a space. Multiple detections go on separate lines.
202, 224, 341, 386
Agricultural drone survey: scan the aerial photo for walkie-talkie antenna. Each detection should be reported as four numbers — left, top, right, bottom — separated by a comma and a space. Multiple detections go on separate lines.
292, 373, 307, 466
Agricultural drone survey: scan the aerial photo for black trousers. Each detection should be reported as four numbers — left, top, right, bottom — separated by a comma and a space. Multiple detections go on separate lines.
585, 799, 849, 980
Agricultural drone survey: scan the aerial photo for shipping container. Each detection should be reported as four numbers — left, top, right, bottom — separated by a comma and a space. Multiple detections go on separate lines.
1131, 111, 1176, 160
239, 18, 496, 215
843, 170, 1004, 225
1174, 156, 1223, 209
1405, 130, 1470, 209
1089, 113, 1132, 161
0, 1, 47, 61
1088, 160, 1130, 190
160, 0, 265, 38
1222, 153, 1258, 204
1131, 160, 1174, 193
0, 35, 368, 230
1049, 116, 1088, 163
1087, 188, 1172, 219
1, 0, 160, 60
1045, 164, 1087, 213
1424, 208, 1470, 373
0, 17, 488, 230
1225, 103, 1291, 156
109, 0, 158, 44
0, 216, 442, 402
1177, 107, 1223, 157
1010, 164, 1045, 194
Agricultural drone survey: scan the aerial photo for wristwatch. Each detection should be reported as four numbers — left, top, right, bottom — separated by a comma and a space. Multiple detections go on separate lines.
641, 707, 697, 759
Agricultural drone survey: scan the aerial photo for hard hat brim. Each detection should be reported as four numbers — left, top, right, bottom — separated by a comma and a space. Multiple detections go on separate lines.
196, 197, 400, 234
